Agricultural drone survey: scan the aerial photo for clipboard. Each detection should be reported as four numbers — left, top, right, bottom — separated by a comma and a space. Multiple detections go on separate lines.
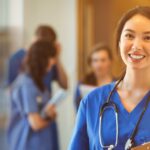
131, 142, 150, 150
47, 89, 67, 105
40, 89, 67, 119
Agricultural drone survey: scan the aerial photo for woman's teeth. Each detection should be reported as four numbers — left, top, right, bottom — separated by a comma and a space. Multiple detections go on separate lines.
129, 54, 145, 60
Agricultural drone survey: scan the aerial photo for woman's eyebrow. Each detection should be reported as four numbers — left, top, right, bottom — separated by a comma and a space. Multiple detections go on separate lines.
124, 29, 150, 34
143, 31, 150, 34
124, 29, 135, 33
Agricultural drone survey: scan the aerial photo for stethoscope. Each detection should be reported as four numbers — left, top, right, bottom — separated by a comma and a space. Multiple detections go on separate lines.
99, 76, 150, 150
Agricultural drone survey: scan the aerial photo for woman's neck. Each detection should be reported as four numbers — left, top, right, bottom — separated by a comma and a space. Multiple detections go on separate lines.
97, 74, 113, 86
120, 67, 150, 91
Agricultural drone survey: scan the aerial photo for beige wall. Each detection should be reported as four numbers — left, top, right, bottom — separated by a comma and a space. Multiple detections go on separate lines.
24, 0, 77, 150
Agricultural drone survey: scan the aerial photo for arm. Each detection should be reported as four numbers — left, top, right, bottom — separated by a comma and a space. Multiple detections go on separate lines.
54, 42, 68, 89
55, 60, 68, 89
21, 82, 56, 131
68, 99, 89, 150
28, 113, 50, 131
28, 104, 57, 131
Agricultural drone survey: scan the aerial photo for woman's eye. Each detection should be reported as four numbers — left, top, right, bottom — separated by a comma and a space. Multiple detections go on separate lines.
124, 33, 134, 39
144, 36, 150, 41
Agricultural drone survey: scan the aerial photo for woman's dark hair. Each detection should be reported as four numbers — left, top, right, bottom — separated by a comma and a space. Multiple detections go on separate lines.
25, 40, 57, 91
83, 43, 113, 86
35, 25, 57, 43
116, 6, 150, 52
82, 72, 97, 86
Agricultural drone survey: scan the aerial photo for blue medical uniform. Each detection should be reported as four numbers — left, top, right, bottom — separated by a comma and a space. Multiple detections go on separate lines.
7, 49, 26, 85
69, 82, 150, 150
7, 49, 59, 150
74, 79, 116, 111
7, 49, 58, 91
74, 83, 82, 111
7, 73, 58, 150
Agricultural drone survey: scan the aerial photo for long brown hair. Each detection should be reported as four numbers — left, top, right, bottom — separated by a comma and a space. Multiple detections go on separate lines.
25, 40, 57, 91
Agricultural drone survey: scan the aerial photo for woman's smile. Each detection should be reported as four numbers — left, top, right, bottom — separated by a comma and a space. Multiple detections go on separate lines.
128, 52, 145, 62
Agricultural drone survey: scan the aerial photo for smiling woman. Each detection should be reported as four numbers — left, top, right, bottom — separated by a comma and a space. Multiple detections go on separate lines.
69, 6, 150, 150
119, 14, 150, 70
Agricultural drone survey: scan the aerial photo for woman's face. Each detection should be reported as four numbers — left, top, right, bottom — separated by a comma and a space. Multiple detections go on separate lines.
90, 50, 112, 77
119, 14, 150, 70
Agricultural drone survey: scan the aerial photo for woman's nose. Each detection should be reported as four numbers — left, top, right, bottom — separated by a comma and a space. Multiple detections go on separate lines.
131, 38, 143, 51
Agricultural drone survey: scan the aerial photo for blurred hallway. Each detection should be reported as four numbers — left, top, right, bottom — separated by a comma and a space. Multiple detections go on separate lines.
1, 0, 150, 150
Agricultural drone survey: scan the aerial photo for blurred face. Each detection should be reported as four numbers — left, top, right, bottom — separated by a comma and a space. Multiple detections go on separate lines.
46, 58, 56, 72
119, 14, 150, 70
90, 50, 112, 77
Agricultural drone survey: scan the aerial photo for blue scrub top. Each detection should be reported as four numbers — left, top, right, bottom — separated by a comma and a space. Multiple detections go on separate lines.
7, 49, 58, 92
7, 49, 26, 85
7, 49, 59, 150
74, 83, 82, 111
7, 73, 57, 150
74, 79, 116, 112
69, 82, 150, 150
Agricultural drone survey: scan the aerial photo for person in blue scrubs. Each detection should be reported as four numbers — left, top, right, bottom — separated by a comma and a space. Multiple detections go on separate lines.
7, 48, 26, 85
7, 25, 68, 90
7, 40, 59, 150
69, 6, 150, 150
74, 43, 114, 111
7, 25, 68, 150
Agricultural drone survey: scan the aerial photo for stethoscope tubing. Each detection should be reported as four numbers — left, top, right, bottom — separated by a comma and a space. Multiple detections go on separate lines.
99, 76, 150, 150
99, 104, 119, 149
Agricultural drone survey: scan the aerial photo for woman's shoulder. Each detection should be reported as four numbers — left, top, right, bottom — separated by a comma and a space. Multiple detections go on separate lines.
12, 73, 35, 89
89, 82, 115, 96
11, 74, 37, 101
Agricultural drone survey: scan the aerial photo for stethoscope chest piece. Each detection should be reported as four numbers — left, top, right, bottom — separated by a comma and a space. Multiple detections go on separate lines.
108, 145, 115, 150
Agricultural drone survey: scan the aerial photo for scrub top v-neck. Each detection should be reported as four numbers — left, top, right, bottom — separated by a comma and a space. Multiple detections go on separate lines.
69, 82, 150, 150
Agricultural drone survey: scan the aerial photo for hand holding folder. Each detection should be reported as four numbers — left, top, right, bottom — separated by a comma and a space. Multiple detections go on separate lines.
41, 89, 67, 119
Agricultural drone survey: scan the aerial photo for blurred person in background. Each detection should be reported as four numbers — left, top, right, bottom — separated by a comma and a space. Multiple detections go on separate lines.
7, 25, 68, 90
74, 43, 114, 111
7, 25, 68, 150
7, 40, 59, 150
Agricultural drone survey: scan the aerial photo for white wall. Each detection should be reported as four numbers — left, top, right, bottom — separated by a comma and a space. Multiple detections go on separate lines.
8, 0, 24, 52
8, 0, 24, 27
0, 0, 9, 28
24, 0, 77, 150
